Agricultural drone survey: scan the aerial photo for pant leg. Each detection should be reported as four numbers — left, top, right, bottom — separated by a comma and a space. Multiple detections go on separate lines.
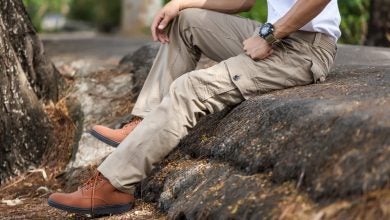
99, 61, 244, 193
98, 37, 329, 194
131, 8, 260, 117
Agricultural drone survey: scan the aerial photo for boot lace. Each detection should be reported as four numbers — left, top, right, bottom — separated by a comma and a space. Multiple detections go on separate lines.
121, 117, 142, 134
81, 172, 104, 216
81, 172, 104, 191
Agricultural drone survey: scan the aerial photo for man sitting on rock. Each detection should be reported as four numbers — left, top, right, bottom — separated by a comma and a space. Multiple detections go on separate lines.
48, 0, 340, 215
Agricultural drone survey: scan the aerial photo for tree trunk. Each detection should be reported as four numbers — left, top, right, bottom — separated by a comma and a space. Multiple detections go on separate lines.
365, 0, 390, 47
0, 0, 63, 184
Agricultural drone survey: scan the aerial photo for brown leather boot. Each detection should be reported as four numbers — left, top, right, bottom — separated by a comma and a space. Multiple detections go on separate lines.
90, 116, 143, 147
48, 172, 134, 216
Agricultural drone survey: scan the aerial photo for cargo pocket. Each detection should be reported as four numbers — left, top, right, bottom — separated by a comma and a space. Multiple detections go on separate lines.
309, 58, 328, 84
188, 61, 237, 102
309, 46, 335, 83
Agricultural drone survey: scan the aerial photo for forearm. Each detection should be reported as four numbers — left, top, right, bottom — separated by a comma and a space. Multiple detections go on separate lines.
274, 0, 331, 39
176, 0, 255, 13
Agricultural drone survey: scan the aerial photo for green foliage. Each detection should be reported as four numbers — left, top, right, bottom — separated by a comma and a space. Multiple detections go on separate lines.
23, 0, 121, 32
23, 0, 71, 31
338, 0, 370, 44
163, 0, 268, 22
163, 0, 370, 44
68, 0, 121, 32
240, 0, 268, 23
23, 0, 370, 44
241, 0, 370, 44
239, 0, 370, 44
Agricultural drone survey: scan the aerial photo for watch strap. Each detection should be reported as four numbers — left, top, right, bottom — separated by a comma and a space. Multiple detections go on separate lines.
264, 34, 280, 45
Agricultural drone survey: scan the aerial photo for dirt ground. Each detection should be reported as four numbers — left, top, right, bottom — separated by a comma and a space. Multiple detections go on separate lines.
0, 96, 163, 219
0, 34, 165, 219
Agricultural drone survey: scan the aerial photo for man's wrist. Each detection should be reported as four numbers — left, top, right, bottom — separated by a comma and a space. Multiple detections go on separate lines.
177, 0, 182, 10
168, 0, 181, 11
173, 0, 182, 11
273, 23, 289, 40
259, 23, 280, 45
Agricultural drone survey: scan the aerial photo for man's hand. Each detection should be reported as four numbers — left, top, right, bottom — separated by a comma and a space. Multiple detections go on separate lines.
243, 36, 273, 60
151, 0, 181, 43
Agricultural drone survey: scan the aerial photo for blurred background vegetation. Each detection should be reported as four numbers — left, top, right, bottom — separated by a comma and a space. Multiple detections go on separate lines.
244, 0, 370, 45
24, 0, 370, 45
23, 0, 121, 32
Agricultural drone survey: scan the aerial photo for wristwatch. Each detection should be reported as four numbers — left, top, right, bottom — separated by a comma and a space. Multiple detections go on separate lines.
259, 23, 280, 45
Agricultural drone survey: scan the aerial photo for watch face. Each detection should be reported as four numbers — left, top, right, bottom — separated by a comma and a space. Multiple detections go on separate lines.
260, 23, 273, 37
260, 26, 270, 36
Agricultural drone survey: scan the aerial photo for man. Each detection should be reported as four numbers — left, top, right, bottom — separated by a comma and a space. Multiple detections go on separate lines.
48, 0, 340, 216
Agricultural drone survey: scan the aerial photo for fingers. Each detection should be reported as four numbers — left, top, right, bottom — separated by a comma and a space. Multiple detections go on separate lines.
157, 30, 169, 44
243, 39, 248, 50
243, 37, 252, 52
245, 48, 252, 57
151, 10, 174, 43
267, 49, 274, 57
158, 16, 171, 31
158, 14, 174, 43
245, 47, 274, 61
259, 48, 274, 60
151, 12, 164, 41
151, 0, 180, 42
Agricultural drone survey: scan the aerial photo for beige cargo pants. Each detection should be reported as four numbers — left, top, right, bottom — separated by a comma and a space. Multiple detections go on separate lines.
98, 9, 337, 193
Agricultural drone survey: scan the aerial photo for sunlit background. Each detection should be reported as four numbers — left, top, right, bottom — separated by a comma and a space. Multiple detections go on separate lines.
23, 0, 382, 45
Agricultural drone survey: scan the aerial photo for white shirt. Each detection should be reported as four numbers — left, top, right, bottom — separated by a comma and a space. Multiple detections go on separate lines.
267, 0, 341, 40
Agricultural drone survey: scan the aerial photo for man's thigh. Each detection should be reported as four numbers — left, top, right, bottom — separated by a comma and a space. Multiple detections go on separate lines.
189, 41, 323, 101
177, 8, 260, 62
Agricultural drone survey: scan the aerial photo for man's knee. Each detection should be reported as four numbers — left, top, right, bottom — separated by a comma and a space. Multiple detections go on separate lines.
178, 8, 206, 28
169, 74, 197, 102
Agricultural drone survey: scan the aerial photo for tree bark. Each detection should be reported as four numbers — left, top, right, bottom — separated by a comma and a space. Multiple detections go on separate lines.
0, 0, 63, 184
365, 0, 390, 47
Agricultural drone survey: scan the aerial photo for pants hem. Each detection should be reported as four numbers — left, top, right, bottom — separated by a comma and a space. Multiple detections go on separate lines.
98, 165, 136, 195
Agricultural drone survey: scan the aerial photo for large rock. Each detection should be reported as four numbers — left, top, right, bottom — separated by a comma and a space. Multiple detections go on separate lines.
119, 42, 160, 101
59, 43, 390, 219
136, 46, 390, 219
334, 44, 390, 66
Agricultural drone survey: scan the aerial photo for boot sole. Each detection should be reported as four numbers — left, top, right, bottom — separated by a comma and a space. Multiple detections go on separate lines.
89, 130, 120, 147
48, 199, 133, 215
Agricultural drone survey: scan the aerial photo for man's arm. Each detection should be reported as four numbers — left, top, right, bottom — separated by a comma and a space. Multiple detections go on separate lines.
151, 0, 256, 43
273, 0, 331, 39
244, 0, 332, 60
179, 0, 256, 14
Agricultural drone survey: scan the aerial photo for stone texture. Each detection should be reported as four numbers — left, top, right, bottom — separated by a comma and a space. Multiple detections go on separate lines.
119, 42, 160, 101
64, 43, 160, 171
57, 43, 390, 219
136, 46, 390, 219
65, 68, 134, 169
334, 44, 390, 67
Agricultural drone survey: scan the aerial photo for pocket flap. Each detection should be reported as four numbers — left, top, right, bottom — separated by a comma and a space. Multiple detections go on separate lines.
310, 59, 327, 83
